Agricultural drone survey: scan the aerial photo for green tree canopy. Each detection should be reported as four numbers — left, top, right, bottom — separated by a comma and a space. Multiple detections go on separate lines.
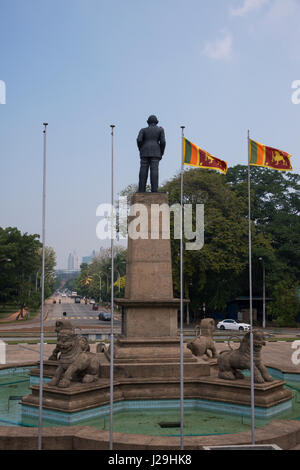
226, 166, 300, 325
161, 168, 273, 312
75, 246, 127, 302
0, 227, 56, 316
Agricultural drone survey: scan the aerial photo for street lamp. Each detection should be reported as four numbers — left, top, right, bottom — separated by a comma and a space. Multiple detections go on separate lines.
259, 258, 266, 329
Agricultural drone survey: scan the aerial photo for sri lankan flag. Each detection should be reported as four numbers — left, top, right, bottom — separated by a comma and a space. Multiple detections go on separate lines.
249, 139, 292, 171
183, 138, 227, 174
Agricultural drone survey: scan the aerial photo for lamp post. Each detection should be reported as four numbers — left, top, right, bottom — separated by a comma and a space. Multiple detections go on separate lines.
259, 258, 266, 329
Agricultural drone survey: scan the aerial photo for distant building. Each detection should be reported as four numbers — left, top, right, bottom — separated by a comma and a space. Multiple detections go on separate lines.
73, 252, 81, 270
67, 252, 74, 271
67, 251, 81, 271
81, 249, 99, 265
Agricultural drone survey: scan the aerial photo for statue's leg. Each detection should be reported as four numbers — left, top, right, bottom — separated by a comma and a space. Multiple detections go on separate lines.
59, 354, 92, 387
253, 364, 265, 383
82, 357, 100, 383
211, 345, 218, 358
58, 363, 78, 388
258, 363, 274, 382
234, 369, 245, 379
49, 365, 63, 386
150, 158, 159, 192
218, 355, 236, 380
138, 158, 150, 192
218, 368, 236, 380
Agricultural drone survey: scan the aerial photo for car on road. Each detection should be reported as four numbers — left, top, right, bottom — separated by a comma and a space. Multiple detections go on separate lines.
90, 299, 96, 304
92, 303, 99, 311
216, 319, 250, 331
75, 296, 81, 304
61, 293, 66, 297
98, 312, 111, 321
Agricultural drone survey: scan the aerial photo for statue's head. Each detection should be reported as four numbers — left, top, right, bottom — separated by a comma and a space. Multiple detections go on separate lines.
147, 115, 159, 125
57, 329, 77, 355
242, 329, 266, 352
55, 319, 74, 334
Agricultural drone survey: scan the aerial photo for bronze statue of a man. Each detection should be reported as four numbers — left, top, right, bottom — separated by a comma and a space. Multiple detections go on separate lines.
137, 115, 166, 192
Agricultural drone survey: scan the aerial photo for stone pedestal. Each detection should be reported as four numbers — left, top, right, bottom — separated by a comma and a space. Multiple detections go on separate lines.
113, 192, 205, 377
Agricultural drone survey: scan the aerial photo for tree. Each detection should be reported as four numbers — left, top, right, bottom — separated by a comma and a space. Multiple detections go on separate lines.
268, 281, 300, 327
75, 247, 127, 302
0, 227, 56, 317
161, 168, 273, 314
226, 166, 300, 324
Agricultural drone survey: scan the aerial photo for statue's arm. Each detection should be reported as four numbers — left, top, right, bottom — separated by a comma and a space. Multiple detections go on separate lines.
160, 128, 166, 156
137, 129, 144, 151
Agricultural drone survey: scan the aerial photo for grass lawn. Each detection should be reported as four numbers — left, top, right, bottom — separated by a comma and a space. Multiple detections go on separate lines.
0, 304, 40, 323
0, 304, 19, 319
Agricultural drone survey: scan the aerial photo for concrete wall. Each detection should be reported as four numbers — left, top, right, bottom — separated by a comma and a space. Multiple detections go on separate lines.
0, 420, 300, 450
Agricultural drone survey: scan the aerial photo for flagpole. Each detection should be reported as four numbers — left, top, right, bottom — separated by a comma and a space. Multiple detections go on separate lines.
38, 122, 48, 451
248, 129, 255, 445
109, 124, 115, 451
180, 125, 185, 450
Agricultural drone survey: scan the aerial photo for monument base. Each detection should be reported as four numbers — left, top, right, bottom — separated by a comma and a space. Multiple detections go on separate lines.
108, 335, 198, 362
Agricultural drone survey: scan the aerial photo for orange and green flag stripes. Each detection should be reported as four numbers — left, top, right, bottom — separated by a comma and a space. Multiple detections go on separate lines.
249, 139, 292, 171
183, 138, 227, 174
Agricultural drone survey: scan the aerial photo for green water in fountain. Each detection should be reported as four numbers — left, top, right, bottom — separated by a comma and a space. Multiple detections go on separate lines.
1, 369, 300, 435
0, 372, 31, 426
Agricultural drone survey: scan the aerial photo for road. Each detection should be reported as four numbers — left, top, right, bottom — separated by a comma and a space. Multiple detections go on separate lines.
47, 296, 121, 327
0, 296, 121, 331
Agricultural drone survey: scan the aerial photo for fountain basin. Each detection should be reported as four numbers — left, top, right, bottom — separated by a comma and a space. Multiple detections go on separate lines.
20, 372, 293, 426
21, 394, 293, 427
0, 365, 297, 435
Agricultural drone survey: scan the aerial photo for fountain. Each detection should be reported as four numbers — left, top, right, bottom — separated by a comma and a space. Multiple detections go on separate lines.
21, 193, 292, 430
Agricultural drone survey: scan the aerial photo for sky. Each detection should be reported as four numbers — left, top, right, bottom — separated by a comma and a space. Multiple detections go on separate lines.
0, 0, 300, 269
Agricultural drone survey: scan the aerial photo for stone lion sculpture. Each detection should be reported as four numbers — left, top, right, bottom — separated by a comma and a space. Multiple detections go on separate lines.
48, 319, 90, 361
48, 320, 101, 388
218, 328, 274, 383
187, 318, 217, 360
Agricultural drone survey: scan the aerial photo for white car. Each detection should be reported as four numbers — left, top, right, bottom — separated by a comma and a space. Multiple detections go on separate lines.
217, 319, 250, 331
